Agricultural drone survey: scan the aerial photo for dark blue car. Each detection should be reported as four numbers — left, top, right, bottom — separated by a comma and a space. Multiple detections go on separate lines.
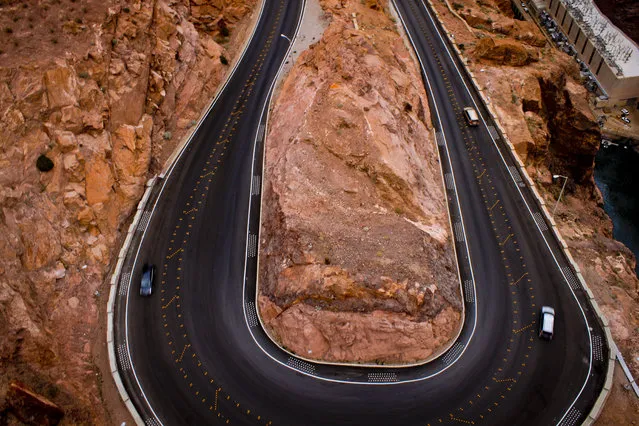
140, 264, 155, 296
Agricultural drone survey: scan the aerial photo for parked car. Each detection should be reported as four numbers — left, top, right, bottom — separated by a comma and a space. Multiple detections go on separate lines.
621, 116, 631, 124
140, 264, 155, 296
621, 108, 629, 116
539, 306, 555, 340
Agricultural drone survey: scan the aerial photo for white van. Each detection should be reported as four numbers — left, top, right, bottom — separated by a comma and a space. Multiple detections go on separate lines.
463, 107, 479, 126
539, 306, 555, 340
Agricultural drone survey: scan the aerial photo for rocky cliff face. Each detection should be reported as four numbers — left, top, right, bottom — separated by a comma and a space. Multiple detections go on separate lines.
0, 0, 256, 423
441, 0, 601, 183
259, 0, 462, 365
431, 0, 639, 420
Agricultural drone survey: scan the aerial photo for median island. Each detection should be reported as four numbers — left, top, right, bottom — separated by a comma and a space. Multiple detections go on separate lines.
258, 0, 462, 365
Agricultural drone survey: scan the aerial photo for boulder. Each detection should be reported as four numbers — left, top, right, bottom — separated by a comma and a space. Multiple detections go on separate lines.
473, 37, 537, 66
112, 114, 152, 203
55, 131, 77, 153
6, 381, 64, 425
60, 106, 84, 133
43, 66, 77, 109
85, 156, 114, 206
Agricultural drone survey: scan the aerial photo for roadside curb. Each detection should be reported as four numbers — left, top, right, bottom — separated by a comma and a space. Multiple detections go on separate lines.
423, 0, 616, 421
106, 177, 157, 426
105, 1, 266, 424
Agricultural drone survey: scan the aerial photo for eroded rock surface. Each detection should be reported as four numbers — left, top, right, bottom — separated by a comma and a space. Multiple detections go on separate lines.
259, 0, 461, 365
0, 0, 256, 422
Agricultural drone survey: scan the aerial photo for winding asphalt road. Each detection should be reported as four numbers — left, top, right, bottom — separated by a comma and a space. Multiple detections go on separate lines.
114, 0, 610, 425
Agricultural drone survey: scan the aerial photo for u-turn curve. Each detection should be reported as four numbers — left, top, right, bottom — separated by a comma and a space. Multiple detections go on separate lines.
111, 0, 610, 425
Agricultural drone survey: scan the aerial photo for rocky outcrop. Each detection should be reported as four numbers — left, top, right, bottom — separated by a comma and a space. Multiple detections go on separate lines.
259, 0, 462, 365
538, 78, 600, 183
4, 381, 64, 426
0, 0, 257, 423
473, 37, 538, 66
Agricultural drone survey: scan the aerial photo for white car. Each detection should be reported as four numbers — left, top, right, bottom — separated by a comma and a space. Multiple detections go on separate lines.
621, 116, 631, 124
539, 306, 555, 340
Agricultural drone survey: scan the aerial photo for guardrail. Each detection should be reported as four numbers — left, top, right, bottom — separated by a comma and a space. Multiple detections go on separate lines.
420, 0, 617, 423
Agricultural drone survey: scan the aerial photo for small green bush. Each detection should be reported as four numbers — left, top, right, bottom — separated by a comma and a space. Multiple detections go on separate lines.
78, 71, 89, 79
220, 55, 228, 65
452, 2, 464, 10
5, 27, 13, 34
111, 38, 118, 47
163, 131, 172, 140
123, 7, 130, 13
36, 154, 54, 172
221, 26, 230, 37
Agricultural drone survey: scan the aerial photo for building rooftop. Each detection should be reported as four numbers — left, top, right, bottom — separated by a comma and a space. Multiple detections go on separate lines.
563, 0, 639, 77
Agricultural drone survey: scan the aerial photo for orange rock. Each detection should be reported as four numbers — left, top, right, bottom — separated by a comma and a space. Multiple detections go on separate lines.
473, 37, 537, 66
54, 131, 77, 153
43, 66, 77, 109
85, 157, 114, 206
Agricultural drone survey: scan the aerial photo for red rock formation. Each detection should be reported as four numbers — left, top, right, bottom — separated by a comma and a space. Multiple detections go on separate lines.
259, 0, 462, 365
0, 0, 257, 422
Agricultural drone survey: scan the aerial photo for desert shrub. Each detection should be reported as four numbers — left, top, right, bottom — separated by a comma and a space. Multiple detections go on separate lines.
220, 55, 228, 65
36, 154, 54, 172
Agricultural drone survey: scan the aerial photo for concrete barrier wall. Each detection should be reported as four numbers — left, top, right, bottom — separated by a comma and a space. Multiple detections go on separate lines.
422, 0, 617, 422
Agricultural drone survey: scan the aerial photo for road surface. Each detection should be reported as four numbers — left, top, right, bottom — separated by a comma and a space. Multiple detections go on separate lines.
113, 0, 609, 424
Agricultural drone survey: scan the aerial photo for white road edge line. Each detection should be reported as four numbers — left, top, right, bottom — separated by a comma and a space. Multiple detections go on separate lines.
120, 0, 268, 424
416, 0, 593, 423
